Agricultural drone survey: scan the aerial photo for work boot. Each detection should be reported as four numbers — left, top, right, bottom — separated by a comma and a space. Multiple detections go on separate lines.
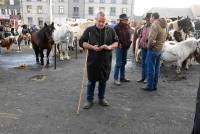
99, 99, 109, 106
83, 101, 93, 109
120, 78, 130, 82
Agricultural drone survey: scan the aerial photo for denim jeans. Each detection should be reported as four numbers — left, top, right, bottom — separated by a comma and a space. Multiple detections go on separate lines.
146, 49, 161, 89
114, 48, 128, 80
86, 80, 106, 102
141, 48, 147, 80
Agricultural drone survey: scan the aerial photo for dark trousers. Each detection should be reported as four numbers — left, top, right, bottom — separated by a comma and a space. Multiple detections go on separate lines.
86, 80, 106, 102
192, 81, 200, 134
146, 49, 161, 89
114, 48, 128, 80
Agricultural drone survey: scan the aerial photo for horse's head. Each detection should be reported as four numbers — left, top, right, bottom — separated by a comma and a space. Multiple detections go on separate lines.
178, 17, 194, 33
194, 39, 200, 63
43, 22, 55, 44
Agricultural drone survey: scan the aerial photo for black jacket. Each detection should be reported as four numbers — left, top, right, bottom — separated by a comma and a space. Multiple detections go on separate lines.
192, 80, 200, 134
79, 25, 118, 81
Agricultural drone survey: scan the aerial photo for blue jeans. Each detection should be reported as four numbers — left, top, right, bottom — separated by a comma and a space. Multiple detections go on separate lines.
146, 49, 161, 89
141, 48, 147, 80
86, 80, 106, 102
114, 48, 128, 80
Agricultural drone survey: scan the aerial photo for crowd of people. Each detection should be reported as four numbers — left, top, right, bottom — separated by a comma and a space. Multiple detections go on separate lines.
79, 11, 167, 109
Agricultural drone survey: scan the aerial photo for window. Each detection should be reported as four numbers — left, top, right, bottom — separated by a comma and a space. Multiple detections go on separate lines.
28, 17, 33, 25
73, 0, 79, 2
11, 9, 16, 15
26, 0, 31, 1
59, 6, 64, 14
122, 0, 127, 4
59, 0, 64, 2
122, 8, 127, 14
99, 7, 105, 12
100, 0, 105, 3
110, 7, 116, 16
88, 7, 94, 15
1, 9, 5, 15
26, 5, 32, 13
9, 0, 14, 5
111, 0, 116, 3
89, 0, 94, 2
73, 7, 79, 17
37, 6, 43, 14
37, 0, 42, 1
38, 17, 43, 26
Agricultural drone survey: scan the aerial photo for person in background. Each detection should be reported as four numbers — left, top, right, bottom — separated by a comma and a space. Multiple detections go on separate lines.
142, 12, 167, 91
137, 13, 152, 84
113, 14, 132, 86
79, 12, 118, 109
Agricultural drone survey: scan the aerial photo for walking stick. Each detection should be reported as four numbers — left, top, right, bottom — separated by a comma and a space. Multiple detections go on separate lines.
76, 50, 88, 114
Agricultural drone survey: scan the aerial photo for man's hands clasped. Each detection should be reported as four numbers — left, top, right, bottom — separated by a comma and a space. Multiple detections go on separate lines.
92, 44, 112, 51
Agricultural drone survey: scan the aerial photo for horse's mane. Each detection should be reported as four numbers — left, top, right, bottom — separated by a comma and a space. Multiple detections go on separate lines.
37, 26, 48, 43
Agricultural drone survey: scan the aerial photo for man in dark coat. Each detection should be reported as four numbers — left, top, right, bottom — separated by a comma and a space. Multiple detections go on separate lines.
79, 11, 118, 109
192, 80, 200, 134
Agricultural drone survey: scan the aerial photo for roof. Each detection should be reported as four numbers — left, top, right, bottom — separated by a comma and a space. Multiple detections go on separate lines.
147, 7, 194, 19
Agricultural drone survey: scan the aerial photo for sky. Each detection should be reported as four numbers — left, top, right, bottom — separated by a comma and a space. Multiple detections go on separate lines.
134, 0, 200, 16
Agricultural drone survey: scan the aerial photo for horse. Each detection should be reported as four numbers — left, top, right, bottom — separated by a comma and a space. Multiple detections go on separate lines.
161, 38, 200, 74
53, 24, 74, 60
167, 17, 194, 40
0, 36, 17, 52
17, 33, 32, 51
31, 22, 55, 66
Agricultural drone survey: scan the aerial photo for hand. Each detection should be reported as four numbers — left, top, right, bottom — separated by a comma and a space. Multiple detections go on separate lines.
92, 45, 103, 51
102, 44, 112, 50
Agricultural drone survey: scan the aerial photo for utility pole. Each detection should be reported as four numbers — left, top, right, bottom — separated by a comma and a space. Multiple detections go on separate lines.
131, 0, 135, 20
49, 0, 52, 23
20, 0, 24, 24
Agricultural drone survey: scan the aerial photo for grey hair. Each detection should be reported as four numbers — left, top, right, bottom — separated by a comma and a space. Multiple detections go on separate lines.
96, 11, 105, 19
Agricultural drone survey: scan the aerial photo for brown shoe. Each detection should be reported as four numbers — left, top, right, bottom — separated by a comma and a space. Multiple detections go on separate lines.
99, 99, 109, 106
83, 101, 94, 109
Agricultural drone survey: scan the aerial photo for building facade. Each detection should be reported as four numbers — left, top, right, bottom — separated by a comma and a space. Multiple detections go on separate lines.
0, 0, 20, 27
22, 0, 50, 27
68, 0, 85, 18
84, 0, 134, 21
21, 0, 134, 26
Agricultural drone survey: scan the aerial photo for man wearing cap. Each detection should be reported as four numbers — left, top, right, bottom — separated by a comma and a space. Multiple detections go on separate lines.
137, 13, 152, 83
79, 12, 118, 109
113, 14, 132, 85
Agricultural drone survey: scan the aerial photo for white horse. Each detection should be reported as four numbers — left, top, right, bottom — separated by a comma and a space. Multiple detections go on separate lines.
162, 38, 200, 73
53, 24, 74, 60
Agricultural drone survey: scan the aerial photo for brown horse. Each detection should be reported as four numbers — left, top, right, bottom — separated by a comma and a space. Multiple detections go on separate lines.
17, 33, 31, 51
0, 36, 17, 52
31, 23, 55, 66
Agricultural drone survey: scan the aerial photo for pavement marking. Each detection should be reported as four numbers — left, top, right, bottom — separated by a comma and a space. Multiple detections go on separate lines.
0, 113, 19, 120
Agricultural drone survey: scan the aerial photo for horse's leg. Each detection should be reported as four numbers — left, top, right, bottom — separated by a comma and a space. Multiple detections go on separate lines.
32, 43, 39, 64
17, 37, 21, 51
46, 48, 52, 65
39, 48, 44, 65
64, 42, 70, 60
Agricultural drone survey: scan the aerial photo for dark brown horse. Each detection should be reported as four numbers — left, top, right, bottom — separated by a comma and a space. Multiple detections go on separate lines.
31, 23, 55, 66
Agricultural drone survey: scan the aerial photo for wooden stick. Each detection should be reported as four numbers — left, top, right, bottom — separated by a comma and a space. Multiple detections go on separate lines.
76, 50, 88, 114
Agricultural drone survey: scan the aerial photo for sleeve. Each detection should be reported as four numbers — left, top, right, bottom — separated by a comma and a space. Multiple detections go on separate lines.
79, 27, 90, 48
111, 28, 119, 43
148, 23, 159, 41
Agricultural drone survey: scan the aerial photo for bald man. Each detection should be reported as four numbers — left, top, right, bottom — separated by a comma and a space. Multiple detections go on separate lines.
79, 12, 118, 109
